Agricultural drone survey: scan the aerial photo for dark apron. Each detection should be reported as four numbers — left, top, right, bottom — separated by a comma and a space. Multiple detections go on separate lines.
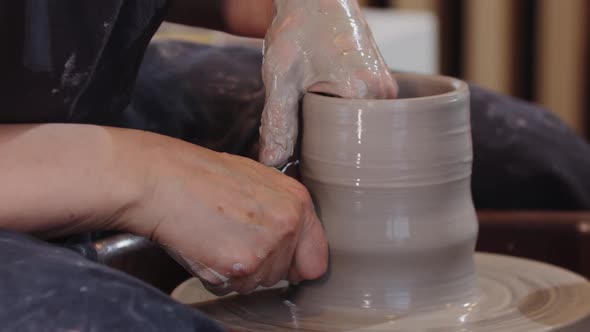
0, 0, 168, 124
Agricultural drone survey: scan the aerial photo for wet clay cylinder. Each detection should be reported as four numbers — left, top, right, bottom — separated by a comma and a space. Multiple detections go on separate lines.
175, 72, 590, 331
297, 72, 477, 313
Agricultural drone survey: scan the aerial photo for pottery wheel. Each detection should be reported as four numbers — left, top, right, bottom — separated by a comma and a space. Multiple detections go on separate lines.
171, 253, 590, 331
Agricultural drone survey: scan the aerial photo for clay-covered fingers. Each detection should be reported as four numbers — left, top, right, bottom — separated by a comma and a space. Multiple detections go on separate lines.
223, 241, 296, 294
259, 28, 302, 167
306, 60, 398, 100
202, 279, 232, 297
259, 0, 400, 166
135, 137, 329, 297
257, 184, 328, 285
161, 244, 233, 296
291, 209, 328, 281
196, 244, 268, 296
354, 67, 398, 99
203, 180, 326, 295
258, 87, 300, 167
283, 184, 328, 282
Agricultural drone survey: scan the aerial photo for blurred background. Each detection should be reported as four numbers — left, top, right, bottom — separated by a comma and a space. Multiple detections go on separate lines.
155, 0, 589, 139
380, 0, 589, 140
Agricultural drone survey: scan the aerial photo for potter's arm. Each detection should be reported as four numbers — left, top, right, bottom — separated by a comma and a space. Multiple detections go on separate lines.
0, 123, 327, 294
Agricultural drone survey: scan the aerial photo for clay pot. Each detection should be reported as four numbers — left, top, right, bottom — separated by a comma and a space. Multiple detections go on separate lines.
174, 72, 590, 332
296, 72, 477, 313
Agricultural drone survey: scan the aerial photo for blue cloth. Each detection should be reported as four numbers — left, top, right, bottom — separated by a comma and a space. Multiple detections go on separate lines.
0, 231, 224, 332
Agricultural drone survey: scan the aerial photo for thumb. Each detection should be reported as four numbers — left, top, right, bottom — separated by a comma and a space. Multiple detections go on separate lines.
293, 213, 329, 281
258, 87, 300, 167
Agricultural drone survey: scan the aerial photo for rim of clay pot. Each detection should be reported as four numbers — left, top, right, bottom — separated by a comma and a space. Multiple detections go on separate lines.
307, 72, 468, 107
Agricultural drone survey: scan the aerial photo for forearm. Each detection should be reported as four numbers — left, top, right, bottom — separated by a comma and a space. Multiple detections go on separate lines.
166, 0, 273, 38
0, 124, 145, 239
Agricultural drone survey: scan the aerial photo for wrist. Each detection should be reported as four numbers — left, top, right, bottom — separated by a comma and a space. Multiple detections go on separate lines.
57, 126, 151, 237
103, 128, 163, 238
109, 129, 212, 241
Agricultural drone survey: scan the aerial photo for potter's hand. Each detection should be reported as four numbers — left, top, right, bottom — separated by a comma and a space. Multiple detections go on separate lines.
259, 0, 398, 166
127, 133, 328, 295
0, 124, 327, 295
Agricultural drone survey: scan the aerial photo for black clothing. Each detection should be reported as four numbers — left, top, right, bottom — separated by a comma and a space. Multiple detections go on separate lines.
0, 0, 168, 124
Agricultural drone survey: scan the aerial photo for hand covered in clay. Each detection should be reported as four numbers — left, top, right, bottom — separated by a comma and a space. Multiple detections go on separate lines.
259, 0, 398, 166
127, 133, 328, 295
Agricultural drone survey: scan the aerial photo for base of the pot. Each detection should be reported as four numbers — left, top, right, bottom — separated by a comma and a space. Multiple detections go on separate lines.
172, 253, 590, 331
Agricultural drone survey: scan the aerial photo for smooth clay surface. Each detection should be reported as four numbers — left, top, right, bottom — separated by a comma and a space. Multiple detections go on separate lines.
172, 73, 590, 331
173, 253, 590, 331
297, 73, 477, 313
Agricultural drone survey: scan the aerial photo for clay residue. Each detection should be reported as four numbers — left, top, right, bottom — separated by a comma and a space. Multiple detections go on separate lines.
258, 0, 398, 166
60, 53, 87, 89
